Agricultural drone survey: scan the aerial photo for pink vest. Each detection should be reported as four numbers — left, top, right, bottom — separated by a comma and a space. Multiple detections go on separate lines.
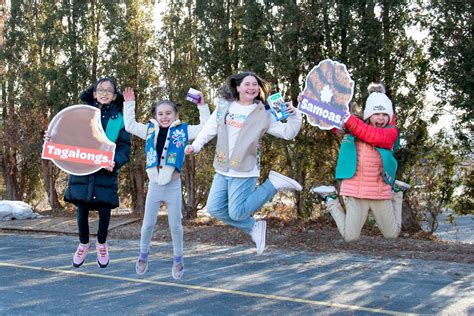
340, 140, 392, 200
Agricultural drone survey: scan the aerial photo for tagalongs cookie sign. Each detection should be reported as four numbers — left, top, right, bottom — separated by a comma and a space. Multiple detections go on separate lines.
42, 105, 116, 176
299, 59, 354, 130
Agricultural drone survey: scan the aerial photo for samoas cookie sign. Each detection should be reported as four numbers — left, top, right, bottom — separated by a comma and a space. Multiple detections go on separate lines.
299, 59, 354, 130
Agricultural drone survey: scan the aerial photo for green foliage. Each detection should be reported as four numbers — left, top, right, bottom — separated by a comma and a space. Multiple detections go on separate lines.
239, 0, 269, 74
398, 130, 459, 232
425, 0, 473, 125
1, 1, 73, 203
422, 2, 473, 218
452, 169, 474, 215
159, 0, 214, 217
0, 0, 471, 226
195, 0, 237, 84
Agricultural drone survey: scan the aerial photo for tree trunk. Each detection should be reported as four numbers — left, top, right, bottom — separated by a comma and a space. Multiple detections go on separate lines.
381, 1, 394, 92
1, 144, 19, 200
129, 150, 145, 216
183, 155, 198, 219
401, 198, 421, 233
322, 0, 332, 53
2, 78, 20, 200
91, 0, 99, 80
41, 160, 62, 211
337, 1, 349, 61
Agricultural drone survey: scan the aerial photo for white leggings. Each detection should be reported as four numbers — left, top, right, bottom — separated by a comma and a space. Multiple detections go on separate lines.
327, 191, 403, 242
139, 178, 183, 256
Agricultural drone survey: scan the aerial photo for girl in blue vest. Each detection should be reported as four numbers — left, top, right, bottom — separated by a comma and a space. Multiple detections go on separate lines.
63, 78, 131, 268
123, 87, 210, 279
185, 72, 303, 256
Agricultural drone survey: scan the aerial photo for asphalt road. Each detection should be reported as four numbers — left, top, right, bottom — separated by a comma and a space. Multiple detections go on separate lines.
0, 233, 472, 315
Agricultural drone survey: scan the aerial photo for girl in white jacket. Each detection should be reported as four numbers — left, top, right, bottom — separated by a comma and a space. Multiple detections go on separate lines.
123, 87, 210, 279
185, 72, 302, 256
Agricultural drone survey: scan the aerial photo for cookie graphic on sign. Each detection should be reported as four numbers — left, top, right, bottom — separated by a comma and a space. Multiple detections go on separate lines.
42, 105, 116, 175
299, 59, 354, 130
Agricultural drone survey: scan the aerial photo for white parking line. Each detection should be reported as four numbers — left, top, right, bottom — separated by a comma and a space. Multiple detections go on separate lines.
0, 261, 416, 315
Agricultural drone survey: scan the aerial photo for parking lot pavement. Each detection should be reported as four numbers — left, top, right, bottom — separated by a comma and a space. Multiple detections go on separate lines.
1, 233, 473, 315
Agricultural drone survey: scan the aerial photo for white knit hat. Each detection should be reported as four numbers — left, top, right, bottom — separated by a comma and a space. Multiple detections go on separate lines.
363, 88, 393, 121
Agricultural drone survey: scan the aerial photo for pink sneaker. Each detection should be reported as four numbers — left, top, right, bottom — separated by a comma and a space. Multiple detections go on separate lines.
96, 242, 109, 268
72, 242, 90, 268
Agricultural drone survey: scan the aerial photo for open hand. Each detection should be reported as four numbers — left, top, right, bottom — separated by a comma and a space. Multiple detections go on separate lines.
123, 87, 135, 102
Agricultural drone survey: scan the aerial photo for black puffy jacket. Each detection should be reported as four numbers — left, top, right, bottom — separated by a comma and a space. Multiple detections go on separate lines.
64, 86, 131, 209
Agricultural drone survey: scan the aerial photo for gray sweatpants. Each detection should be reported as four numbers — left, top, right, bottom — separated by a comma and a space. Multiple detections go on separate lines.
139, 178, 183, 257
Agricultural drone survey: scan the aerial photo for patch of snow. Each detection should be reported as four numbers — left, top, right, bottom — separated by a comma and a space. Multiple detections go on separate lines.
0, 200, 41, 220
433, 212, 474, 245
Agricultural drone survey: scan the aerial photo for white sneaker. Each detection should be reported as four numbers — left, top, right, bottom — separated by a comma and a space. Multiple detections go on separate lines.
250, 220, 266, 255
268, 171, 302, 192
393, 180, 411, 192
311, 185, 337, 201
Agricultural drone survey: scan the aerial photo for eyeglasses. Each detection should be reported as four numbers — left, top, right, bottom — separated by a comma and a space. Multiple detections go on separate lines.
96, 88, 115, 96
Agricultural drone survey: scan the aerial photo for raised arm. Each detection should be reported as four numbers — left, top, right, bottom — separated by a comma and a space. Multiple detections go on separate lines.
187, 91, 211, 140
267, 102, 302, 140
344, 114, 398, 149
122, 87, 148, 140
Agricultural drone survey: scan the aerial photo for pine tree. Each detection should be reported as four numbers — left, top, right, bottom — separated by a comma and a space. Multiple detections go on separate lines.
99, 0, 159, 215
195, 0, 240, 85
158, 0, 214, 218
424, 0, 473, 215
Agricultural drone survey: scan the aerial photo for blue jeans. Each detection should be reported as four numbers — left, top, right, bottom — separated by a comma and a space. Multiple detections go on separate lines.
206, 173, 277, 234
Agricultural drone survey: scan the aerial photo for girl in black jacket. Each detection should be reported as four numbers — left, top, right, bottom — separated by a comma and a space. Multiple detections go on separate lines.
64, 78, 131, 268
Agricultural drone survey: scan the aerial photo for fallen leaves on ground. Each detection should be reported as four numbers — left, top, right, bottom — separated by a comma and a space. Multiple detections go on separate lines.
108, 214, 474, 264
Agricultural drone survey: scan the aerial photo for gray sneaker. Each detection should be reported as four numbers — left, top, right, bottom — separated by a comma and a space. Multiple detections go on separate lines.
172, 259, 185, 280
135, 252, 149, 275
311, 185, 337, 201
393, 180, 411, 192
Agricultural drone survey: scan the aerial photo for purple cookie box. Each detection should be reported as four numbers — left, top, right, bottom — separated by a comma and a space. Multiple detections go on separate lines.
186, 92, 201, 104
